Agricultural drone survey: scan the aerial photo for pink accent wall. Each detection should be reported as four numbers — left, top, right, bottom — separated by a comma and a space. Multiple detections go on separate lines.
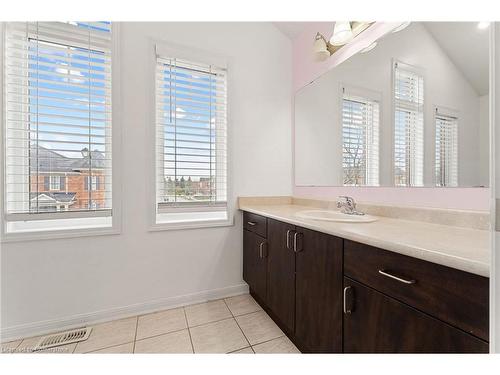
294, 186, 491, 211
291, 22, 491, 212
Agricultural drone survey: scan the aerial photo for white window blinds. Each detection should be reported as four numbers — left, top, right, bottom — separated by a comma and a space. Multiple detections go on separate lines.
4, 22, 113, 220
155, 52, 227, 215
435, 110, 458, 187
393, 61, 424, 187
341, 89, 380, 186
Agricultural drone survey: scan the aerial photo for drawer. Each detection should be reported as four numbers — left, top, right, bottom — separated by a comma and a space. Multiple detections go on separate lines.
243, 211, 267, 237
344, 240, 489, 341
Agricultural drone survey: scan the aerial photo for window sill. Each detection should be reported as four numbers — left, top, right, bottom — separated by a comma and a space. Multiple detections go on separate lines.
1, 216, 120, 243
1, 226, 121, 243
149, 214, 234, 232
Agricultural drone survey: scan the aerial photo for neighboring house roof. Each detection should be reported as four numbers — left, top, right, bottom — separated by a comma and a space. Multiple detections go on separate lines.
30, 146, 106, 173
30, 192, 77, 204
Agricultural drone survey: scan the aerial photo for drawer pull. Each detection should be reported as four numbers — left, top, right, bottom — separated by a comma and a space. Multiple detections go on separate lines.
293, 232, 303, 252
343, 286, 352, 314
247, 221, 257, 226
378, 270, 416, 285
259, 242, 266, 258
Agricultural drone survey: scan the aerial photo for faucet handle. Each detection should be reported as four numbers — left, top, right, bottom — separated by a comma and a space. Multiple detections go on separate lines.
338, 195, 355, 206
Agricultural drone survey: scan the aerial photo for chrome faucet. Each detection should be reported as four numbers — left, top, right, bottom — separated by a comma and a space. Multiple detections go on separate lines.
337, 196, 364, 215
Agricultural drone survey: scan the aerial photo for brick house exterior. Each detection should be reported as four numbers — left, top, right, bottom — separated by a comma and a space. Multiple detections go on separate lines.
29, 146, 107, 212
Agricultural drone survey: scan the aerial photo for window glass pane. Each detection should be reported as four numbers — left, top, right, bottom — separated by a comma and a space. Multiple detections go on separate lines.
4, 22, 112, 220
342, 94, 379, 186
155, 56, 227, 213
435, 113, 458, 187
393, 62, 424, 186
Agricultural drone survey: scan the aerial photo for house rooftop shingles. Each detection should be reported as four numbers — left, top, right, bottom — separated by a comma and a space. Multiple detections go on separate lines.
29, 146, 106, 173
29, 192, 77, 203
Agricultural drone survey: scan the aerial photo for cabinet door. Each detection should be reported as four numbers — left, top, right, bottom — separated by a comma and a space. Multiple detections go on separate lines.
267, 219, 296, 334
295, 227, 343, 353
343, 278, 488, 353
243, 229, 267, 303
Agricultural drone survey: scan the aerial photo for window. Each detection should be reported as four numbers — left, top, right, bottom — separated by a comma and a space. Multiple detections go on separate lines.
49, 175, 61, 190
393, 61, 424, 187
435, 109, 458, 187
84, 175, 99, 191
341, 87, 380, 186
155, 46, 228, 227
3, 22, 114, 235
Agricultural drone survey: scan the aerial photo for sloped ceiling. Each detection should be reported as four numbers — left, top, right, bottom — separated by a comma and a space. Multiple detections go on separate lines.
273, 22, 311, 40
423, 22, 489, 96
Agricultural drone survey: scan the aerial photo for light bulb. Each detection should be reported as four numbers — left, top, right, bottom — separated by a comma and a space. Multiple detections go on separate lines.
330, 21, 353, 46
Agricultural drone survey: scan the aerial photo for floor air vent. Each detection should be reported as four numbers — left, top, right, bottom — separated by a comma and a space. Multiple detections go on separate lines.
34, 327, 92, 351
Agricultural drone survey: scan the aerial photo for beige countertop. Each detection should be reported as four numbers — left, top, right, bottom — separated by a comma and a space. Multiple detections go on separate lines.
239, 202, 491, 277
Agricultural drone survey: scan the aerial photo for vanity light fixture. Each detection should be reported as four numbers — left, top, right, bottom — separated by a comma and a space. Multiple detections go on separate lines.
313, 33, 332, 61
313, 22, 374, 62
477, 21, 490, 30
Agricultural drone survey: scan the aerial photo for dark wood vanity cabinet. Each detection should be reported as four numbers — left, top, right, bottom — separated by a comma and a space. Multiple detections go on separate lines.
344, 240, 489, 342
343, 240, 489, 353
266, 219, 296, 335
241, 211, 489, 354
242, 212, 268, 304
294, 227, 343, 353
248, 216, 344, 352
343, 278, 488, 353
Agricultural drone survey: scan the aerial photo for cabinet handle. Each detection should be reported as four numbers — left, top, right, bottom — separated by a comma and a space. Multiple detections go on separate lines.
259, 242, 266, 258
286, 230, 292, 249
293, 232, 302, 252
343, 286, 352, 314
247, 221, 257, 226
378, 270, 416, 285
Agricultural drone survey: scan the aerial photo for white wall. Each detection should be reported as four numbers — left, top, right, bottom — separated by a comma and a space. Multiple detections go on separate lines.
0, 22, 292, 338
480, 95, 490, 187
295, 22, 484, 187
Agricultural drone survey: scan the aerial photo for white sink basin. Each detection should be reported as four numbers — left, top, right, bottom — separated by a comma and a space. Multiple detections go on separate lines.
295, 210, 377, 223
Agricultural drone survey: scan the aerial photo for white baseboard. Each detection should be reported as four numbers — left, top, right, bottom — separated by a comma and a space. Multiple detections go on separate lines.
1, 283, 249, 343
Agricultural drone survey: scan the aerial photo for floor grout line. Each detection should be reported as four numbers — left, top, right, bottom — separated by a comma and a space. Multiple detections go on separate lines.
132, 315, 139, 354
183, 307, 195, 354
134, 327, 190, 343
85, 341, 135, 354
222, 298, 252, 351
227, 346, 253, 354
251, 334, 286, 349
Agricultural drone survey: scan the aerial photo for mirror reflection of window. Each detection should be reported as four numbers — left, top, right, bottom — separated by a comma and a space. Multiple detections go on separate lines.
435, 109, 458, 187
393, 61, 424, 187
341, 87, 380, 186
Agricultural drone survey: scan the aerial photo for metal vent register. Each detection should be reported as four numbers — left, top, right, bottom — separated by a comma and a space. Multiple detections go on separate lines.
33, 327, 92, 351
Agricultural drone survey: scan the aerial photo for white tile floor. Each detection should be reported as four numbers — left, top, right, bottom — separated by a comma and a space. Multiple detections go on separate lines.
1, 294, 300, 354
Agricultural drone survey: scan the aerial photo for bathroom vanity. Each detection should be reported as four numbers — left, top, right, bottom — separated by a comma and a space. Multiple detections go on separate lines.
240, 199, 489, 353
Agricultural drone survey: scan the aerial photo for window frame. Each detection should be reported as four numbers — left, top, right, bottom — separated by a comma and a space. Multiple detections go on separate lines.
434, 106, 459, 187
391, 59, 425, 187
339, 84, 381, 187
0, 22, 122, 242
148, 40, 233, 232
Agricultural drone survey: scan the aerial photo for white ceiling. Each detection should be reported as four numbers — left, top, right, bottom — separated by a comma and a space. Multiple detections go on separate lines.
423, 22, 489, 96
273, 22, 310, 40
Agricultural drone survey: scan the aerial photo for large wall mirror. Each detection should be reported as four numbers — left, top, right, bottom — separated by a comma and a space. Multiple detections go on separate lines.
295, 22, 490, 187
